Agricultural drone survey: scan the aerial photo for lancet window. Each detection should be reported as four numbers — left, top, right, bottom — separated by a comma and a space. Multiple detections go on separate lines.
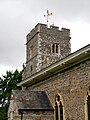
55, 94, 64, 120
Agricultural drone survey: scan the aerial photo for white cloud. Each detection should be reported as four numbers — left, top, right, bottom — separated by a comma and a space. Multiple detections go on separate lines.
0, 0, 27, 18
0, 65, 14, 77
0, 64, 23, 77
0, 0, 90, 76
70, 22, 90, 52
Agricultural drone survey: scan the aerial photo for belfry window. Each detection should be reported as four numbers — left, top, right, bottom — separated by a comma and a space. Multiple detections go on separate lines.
55, 94, 64, 120
56, 44, 59, 53
52, 43, 60, 54
87, 95, 90, 120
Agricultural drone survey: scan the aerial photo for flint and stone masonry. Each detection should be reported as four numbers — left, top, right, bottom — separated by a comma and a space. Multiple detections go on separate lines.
27, 58, 90, 120
23, 23, 71, 80
8, 23, 90, 120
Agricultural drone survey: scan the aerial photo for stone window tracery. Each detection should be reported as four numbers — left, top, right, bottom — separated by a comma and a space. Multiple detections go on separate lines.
87, 95, 90, 120
87, 88, 90, 120
85, 87, 90, 120
60, 101, 63, 120
55, 94, 64, 120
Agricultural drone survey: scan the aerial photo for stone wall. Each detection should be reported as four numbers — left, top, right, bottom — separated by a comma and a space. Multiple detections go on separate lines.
8, 91, 54, 120
19, 111, 53, 120
23, 23, 71, 80
27, 59, 90, 120
37, 26, 71, 70
8, 110, 53, 120
13, 111, 54, 120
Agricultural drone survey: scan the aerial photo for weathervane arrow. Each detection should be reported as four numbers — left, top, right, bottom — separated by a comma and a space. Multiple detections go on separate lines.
44, 10, 53, 27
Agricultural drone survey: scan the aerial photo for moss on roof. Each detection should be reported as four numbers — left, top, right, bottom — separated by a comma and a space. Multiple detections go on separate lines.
12, 90, 53, 110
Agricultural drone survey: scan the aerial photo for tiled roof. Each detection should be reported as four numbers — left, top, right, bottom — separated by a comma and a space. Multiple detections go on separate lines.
12, 90, 53, 110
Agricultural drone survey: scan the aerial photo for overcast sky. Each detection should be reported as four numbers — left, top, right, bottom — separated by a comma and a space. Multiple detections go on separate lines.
0, 0, 90, 76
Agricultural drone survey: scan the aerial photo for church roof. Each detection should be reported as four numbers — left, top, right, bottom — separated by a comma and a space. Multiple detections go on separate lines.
11, 90, 53, 111
17, 44, 90, 87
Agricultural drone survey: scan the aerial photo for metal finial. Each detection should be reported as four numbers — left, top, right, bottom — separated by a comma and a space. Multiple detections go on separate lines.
44, 10, 53, 27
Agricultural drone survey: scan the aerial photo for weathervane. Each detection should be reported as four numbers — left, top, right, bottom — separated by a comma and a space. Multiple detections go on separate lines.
44, 10, 53, 27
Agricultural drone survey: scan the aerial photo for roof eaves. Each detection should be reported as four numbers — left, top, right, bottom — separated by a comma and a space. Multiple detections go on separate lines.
17, 44, 90, 87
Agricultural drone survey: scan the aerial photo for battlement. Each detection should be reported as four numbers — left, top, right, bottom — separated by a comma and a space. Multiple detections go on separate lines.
23, 23, 71, 79
26, 23, 70, 43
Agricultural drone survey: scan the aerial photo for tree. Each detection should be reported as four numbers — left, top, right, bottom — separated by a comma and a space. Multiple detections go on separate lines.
0, 69, 22, 120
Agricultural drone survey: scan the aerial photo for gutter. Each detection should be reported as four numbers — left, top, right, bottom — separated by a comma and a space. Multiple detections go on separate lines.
17, 44, 90, 87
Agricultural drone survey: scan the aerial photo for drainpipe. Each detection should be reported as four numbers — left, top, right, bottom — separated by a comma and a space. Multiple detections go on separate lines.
19, 110, 23, 120
20, 111, 23, 120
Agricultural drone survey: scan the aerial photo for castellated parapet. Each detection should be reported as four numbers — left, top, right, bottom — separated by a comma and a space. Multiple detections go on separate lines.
23, 23, 71, 80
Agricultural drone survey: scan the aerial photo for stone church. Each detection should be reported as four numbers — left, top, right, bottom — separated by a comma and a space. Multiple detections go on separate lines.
8, 23, 90, 120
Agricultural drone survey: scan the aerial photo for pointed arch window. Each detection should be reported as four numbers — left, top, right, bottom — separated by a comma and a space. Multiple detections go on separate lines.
87, 95, 90, 120
55, 94, 64, 120
55, 102, 58, 120
60, 101, 63, 120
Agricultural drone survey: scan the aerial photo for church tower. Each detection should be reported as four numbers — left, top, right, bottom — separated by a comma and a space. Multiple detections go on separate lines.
23, 23, 71, 80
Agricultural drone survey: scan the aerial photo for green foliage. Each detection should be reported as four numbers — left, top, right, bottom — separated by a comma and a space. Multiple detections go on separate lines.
0, 69, 23, 120
0, 107, 8, 120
